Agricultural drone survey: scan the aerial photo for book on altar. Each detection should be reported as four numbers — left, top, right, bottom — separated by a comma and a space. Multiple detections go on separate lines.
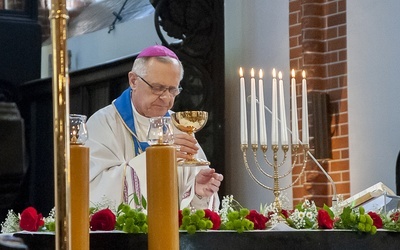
339, 182, 400, 212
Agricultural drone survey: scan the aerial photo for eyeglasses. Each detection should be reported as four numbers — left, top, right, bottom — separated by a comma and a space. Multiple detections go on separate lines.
137, 75, 182, 97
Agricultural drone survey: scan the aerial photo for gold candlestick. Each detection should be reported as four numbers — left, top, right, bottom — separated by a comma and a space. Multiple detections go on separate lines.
50, 0, 70, 249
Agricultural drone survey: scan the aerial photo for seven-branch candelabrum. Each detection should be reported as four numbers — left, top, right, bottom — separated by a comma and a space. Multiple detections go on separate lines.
239, 68, 309, 211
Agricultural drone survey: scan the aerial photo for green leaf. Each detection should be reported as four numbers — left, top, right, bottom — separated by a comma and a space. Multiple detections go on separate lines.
322, 204, 334, 219
141, 196, 147, 210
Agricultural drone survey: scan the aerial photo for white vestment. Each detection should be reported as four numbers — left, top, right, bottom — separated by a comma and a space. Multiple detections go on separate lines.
86, 88, 219, 212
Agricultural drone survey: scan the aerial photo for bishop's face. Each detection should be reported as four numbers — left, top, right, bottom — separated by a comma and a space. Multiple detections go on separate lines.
129, 58, 181, 118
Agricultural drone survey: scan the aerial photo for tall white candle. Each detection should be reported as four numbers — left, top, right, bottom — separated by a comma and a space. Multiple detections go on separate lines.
250, 68, 258, 145
240, 67, 248, 145
291, 69, 299, 144
258, 69, 267, 146
278, 71, 288, 145
271, 68, 278, 145
302, 70, 309, 145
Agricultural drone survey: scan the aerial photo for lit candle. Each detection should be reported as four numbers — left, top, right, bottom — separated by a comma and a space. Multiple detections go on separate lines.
258, 69, 267, 146
278, 71, 288, 145
271, 68, 278, 145
302, 70, 309, 145
250, 68, 258, 145
291, 69, 299, 144
239, 67, 248, 145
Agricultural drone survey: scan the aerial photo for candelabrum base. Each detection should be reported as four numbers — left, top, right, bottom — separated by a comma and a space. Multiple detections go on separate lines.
177, 158, 210, 166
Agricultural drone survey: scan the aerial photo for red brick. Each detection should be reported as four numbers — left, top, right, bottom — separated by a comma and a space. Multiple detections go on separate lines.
340, 123, 349, 136
304, 28, 325, 40
324, 51, 339, 63
328, 37, 347, 51
290, 37, 299, 47
336, 182, 350, 194
341, 170, 350, 181
305, 171, 330, 183
338, 0, 346, 12
326, 27, 338, 39
302, 16, 325, 29
304, 53, 325, 64
303, 183, 330, 195
290, 47, 303, 58
303, 4, 324, 16
329, 159, 349, 171
290, 12, 300, 25
331, 150, 340, 159
290, 24, 302, 37
339, 50, 347, 61
301, 0, 325, 4
329, 87, 348, 102
325, 2, 338, 15
323, 77, 339, 89
339, 25, 347, 36
289, 0, 301, 13
327, 12, 346, 26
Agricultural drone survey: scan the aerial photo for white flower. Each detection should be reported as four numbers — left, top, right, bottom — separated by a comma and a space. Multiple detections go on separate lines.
1, 210, 20, 233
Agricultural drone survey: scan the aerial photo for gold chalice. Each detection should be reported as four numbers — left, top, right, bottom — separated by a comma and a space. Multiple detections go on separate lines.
171, 111, 210, 166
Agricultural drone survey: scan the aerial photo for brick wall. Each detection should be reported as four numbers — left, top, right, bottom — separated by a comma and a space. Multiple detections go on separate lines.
289, 0, 350, 207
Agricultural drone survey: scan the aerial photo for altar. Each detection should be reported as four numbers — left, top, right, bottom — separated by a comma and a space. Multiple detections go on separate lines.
4, 230, 399, 250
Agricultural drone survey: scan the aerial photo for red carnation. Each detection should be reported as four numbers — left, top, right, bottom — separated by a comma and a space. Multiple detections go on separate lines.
368, 211, 383, 229
245, 210, 267, 230
19, 207, 45, 231
317, 209, 334, 229
204, 209, 221, 230
391, 211, 400, 222
90, 208, 116, 231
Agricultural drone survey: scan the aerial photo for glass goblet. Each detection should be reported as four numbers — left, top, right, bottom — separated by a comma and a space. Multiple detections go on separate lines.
147, 116, 174, 146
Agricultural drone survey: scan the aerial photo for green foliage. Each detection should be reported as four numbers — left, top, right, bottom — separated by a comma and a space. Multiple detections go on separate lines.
180, 208, 213, 234
335, 206, 376, 235
382, 212, 400, 232
220, 208, 254, 233
115, 202, 148, 234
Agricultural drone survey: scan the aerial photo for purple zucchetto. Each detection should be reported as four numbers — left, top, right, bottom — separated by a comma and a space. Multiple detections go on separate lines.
137, 45, 179, 60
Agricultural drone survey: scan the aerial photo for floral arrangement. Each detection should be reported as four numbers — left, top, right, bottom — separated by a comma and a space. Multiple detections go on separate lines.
2, 195, 400, 235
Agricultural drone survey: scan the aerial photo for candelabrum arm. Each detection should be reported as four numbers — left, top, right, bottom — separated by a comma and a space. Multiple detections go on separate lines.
248, 95, 338, 206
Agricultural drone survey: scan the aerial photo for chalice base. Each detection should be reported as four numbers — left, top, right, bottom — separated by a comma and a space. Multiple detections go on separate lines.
177, 158, 210, 166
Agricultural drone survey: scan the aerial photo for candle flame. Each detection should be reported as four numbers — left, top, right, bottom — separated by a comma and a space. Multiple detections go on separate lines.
278, 71, 283, 80
251, 68, 255, 78
272, 68, 276, 78
239, 67, 243, 77
291, 69, 295, 78
302, 70, 306, 79
259, 69, 263, 79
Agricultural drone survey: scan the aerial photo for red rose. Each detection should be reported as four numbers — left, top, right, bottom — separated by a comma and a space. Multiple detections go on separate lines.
90, 208, 116, 231
178, 210, 183, 227
368, 211, 383, 229
280, 209, 290, 219
245, 210, 267, 230
204, 209, 221, 230
317, 209, 334, 229
19, 207, 44, 231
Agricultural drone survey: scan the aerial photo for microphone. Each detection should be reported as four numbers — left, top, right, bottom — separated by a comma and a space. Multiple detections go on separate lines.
246, 95, 338, 207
